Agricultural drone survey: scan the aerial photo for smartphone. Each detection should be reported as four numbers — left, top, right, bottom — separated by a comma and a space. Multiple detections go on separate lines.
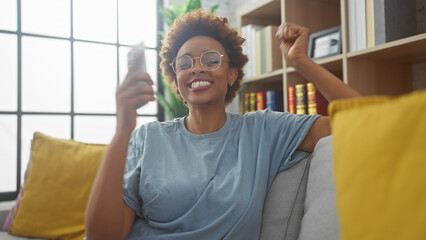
127, 42, 148, 85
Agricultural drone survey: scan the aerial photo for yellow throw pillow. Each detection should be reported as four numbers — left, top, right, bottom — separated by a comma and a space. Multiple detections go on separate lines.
9, 132, 106, 240
329, 90, 426, 240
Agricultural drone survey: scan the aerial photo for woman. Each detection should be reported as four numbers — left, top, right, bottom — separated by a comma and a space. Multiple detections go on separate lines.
85, 9, 360, 240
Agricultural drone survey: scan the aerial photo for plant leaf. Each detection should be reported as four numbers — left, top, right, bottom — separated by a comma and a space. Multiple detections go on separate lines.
159, 76, 188, 118
210, 4, 219, 13
159, 8, 175, 26
188, 0, 201, 11
155, 92, 174, 120
158, 31, 165, 38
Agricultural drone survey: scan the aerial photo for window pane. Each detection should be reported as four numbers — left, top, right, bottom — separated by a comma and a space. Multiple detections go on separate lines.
21, 115, 70, 182
74, 116, 115, 144
119, 46, 158, 115
0, 34, 17, 111
74, 42, 117, 113
73, 0, 117, 43
0, 0, 17, 31
22, 36, 71, 112
0, 115, 17, 192
118, 0, 157, 47
22, 0, 70, 37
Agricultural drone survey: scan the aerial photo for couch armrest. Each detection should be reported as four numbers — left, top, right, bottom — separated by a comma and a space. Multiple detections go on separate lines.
260, 154, 311, 240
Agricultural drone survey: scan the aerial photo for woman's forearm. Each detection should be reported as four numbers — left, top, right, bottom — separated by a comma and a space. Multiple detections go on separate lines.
85, 131, 133, 240
292, 57, 361, 102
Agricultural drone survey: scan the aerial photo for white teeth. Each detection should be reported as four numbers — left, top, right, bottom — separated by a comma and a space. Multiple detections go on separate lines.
190, 81, 211, 88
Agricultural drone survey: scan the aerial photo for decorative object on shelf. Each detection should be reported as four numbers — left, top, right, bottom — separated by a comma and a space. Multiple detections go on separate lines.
308, 26, 342, 60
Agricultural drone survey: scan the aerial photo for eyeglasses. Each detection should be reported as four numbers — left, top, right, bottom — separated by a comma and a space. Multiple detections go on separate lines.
170, 50, 224, 74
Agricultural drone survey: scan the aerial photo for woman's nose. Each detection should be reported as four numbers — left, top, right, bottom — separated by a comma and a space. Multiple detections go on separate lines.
191, 57, 205, 74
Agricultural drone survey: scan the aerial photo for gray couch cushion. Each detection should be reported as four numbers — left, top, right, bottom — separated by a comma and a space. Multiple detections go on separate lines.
260, 154, 311, 240
0, 232, 46, 240
0, 210, 9, 229
0, 201, 15, 230
297, 136, 339, 240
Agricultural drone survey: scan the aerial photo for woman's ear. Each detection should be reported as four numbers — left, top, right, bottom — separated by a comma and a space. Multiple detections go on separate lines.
228, 67, 238, 87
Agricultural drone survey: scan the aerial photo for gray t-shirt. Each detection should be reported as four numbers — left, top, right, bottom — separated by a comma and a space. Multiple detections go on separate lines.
123, 109, 320, 239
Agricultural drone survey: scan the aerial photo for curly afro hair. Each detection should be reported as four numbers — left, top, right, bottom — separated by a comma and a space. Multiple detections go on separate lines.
160, 9, 248, 105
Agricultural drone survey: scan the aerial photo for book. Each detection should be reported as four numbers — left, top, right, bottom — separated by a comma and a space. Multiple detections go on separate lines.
306, 83, 318, 115
287, 86, 296, 114
355, 0, 367, 51
315, 89, 329, 116
255, 29, 262, 76
243, 93, 250, 114
264, 25, 282, 73
266, 90, 283, 111
374, 0, 416, 45
256, 91, 266, 110
241, 24, 263, 78
241, 26, 250, 78
260, 28, 267, 74
295, 84, 307, 115
249, 92, 257, 112
366, 0, 375, 48
417, 0, 426, 34
297, 83, 329, 116
348, 0, 358, 52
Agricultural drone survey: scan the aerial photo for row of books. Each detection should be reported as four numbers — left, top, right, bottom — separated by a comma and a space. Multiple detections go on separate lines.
348, 0, 416, 52
287, 83, 328, 116
240, 24, 283, 79
243, 90, 283, 114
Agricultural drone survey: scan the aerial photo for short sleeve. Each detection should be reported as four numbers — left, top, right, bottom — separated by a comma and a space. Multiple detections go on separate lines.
261, 109, 320, 173
123, 128, 145, 219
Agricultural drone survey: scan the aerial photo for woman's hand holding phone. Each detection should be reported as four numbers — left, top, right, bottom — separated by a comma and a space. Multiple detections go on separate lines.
116, 43, 156, 134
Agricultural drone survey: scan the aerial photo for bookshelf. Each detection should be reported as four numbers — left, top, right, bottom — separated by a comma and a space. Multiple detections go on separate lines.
237, 0, 426, 112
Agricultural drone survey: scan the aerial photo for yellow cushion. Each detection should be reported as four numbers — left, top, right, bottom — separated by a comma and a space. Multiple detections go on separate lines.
329, 90, 426, 240
9, 132, 106, 240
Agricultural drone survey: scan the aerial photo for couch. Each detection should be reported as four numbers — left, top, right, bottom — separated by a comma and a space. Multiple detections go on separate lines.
0, 135, 337, 240
2, 88, 426, 240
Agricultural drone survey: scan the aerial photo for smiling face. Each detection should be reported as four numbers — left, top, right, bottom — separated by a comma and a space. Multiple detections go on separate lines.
174, 36, 238, 108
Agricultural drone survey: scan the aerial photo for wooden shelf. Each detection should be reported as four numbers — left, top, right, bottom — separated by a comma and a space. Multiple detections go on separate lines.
347, 33, 426, 64
237, 0, 281, 27
242, 69, 283, 84
286, 54, 343, 73
238, 0, 426, 113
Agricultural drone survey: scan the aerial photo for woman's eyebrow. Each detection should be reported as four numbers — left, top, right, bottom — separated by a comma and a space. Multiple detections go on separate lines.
179, 50, 210, 57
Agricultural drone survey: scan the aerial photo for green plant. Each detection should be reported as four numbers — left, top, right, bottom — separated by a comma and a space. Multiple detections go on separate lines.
156, 0, 219, 119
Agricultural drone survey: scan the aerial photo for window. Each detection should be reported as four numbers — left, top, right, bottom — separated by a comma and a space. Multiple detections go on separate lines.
0, 0, 163, 200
